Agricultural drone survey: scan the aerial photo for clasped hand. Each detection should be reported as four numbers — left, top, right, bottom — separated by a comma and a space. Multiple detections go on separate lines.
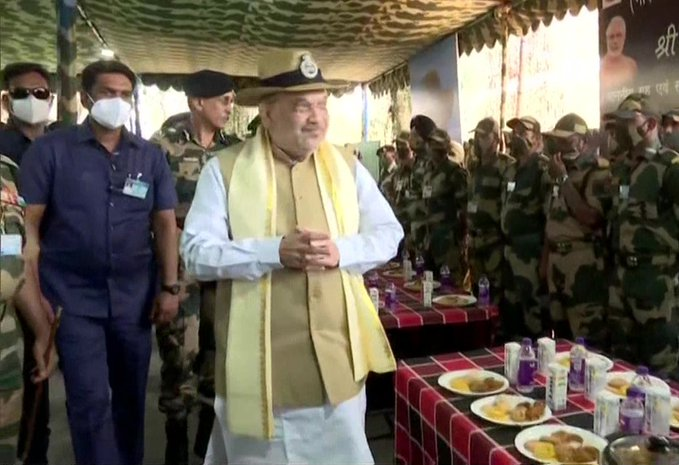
279, 228, 339, 271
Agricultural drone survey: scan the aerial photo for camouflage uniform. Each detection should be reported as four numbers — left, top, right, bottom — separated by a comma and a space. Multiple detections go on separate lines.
607, 143, 679, 376
501, 153, 551, 337
151, 118, 240, 421
406, 150, 431, 255
0, 154, 25, 464
389, 162, 415, 239
424, 129, 469, 285
467, 152, 514, 304
545, 154, 611, 347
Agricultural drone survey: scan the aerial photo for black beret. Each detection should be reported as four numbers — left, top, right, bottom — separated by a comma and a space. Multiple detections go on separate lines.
184, 70, 236, 98
410, 115, 437, 140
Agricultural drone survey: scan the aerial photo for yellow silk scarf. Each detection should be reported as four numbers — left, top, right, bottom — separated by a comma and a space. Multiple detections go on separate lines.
224, 128, 395, 439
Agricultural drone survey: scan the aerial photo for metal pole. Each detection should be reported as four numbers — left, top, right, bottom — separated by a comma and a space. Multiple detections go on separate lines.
498, 5, 511, 152
56, 0, 78, 125
361, 84, 369, 142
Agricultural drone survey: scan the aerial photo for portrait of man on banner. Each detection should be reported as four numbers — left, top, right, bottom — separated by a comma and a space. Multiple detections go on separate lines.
601, 15, 638, 92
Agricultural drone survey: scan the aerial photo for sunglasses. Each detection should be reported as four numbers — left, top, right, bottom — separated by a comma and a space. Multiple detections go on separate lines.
8, 87, 51, 100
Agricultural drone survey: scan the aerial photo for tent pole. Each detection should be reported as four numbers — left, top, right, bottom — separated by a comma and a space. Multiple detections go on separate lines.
498, 3, 512, 151
56, 0, 78, 125
361, 84, 370, 142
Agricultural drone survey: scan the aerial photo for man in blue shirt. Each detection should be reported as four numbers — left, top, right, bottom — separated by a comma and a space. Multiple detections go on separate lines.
0, 63, 55, 166
0, 61, 56, 465
20, 60, 180, 465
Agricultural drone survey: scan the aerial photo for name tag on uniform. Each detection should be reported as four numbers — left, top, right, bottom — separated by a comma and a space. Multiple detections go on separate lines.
507, 181, 516, 193
0, 234, 22, 256
467, 201, 478, 213
123, 178, 150, 199
552, 185, 560, 198
619, 185, 629, 200
423, 185, 433, 199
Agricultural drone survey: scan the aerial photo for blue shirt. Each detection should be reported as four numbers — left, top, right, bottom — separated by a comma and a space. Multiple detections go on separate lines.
0, 124, 31, 166
20, 120, 178, 318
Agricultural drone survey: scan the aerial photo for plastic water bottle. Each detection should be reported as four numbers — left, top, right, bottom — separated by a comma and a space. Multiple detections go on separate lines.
440, 265, 451, 290
619, 386, 645, 434
384, 282, 398, 311
568, 337, 587, 392
415, 254, 425, 278
630, 366, 653, 403
478, 275, 490, 308
517, 338, 537, 394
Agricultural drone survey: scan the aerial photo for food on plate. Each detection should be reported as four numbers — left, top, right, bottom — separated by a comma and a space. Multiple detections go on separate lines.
436, 295, 468, 306
481, 396, 546, 423
449, 375, 504, 393
607, 377, 630, 396
673, 405, 679, 423
525, 430, 599, 463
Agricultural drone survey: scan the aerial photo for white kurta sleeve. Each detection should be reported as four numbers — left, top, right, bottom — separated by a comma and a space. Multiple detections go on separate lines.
180, 158, 283, 281
335, 162, 404, 274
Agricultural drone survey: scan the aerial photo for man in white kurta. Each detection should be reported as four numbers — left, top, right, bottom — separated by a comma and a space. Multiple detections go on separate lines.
180, 49, 403, 465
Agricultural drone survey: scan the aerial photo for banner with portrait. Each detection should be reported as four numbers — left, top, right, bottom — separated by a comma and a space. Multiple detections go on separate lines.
600, 0, 679, 114
409, 36, 462, 142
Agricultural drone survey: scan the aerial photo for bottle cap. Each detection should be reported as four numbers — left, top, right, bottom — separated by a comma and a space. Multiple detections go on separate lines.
636, 366, 649, 375
575, 337, 586, 345
522, 337, 532, 346
626, 386, 643, 398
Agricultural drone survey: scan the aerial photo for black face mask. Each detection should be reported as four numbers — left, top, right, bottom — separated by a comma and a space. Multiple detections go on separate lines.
613, 124, 634, 153
510, 135, 531, 157
544, 138, 558, 157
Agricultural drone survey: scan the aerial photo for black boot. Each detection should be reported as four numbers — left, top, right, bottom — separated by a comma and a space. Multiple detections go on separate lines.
194, 405, 215, 459
165, 418, 189, 465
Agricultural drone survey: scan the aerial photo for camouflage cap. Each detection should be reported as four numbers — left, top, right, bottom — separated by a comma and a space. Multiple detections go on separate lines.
605, 93, 660, 120
395, 130, 410, 144
507, 116, 541, 134
662, 108, 679, 123
543, 113, 588, 139
428, 128, 451, 152
471, 117, 500, 137
185, 69, 236, 98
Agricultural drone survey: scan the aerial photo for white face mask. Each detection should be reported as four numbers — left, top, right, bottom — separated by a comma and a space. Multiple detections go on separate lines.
11, 95, 51, 125
89, 96, 132, 129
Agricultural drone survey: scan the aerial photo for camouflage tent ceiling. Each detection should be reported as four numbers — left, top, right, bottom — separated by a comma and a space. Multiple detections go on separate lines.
1, 0, 596, 92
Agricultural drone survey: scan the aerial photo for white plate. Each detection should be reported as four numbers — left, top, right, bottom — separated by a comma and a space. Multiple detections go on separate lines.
403, 280, 441, 291
554, 351, 614, 371
471, 395, 552, 426
433, 294, 477, 307
671, 396, 679, 429
383, 269, 405, 278
515, 424, 607, 464
604, 371, 670, 399
438, 369, 509, 396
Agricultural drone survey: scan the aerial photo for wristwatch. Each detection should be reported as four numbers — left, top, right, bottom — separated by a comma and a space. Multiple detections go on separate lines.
161, 283, 181, 295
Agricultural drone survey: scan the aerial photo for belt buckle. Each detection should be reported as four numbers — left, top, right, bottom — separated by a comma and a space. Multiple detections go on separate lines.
626, 255, 638, 267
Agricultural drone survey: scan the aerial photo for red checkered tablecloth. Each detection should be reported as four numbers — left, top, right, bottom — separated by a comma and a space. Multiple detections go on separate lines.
395, 340, 679, 465
372, 272, 499, 330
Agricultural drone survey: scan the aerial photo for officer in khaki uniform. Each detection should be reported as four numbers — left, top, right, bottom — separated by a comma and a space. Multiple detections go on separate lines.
468, 117, 514, 303
606, 94, 679, 378
151, 70, 240, 464
543, 114, 611, 348
501, 116, 551, 339
0, 154, 54, 464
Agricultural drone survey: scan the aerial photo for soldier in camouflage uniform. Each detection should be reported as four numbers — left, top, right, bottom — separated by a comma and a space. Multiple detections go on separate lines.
406, 115, 437, 263
543, 114, 611, 348
468, 117, 514, 304
606, 94, 679, 377
0, 155, 53, 464
501, 116, 551, 339
387, 132, 415, 241
661, 108, 679, 152
424, 129, 469, 284
151, 70, 239, 465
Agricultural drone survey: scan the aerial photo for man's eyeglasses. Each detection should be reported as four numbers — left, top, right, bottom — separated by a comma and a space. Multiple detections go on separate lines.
8, 87, 51, 100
